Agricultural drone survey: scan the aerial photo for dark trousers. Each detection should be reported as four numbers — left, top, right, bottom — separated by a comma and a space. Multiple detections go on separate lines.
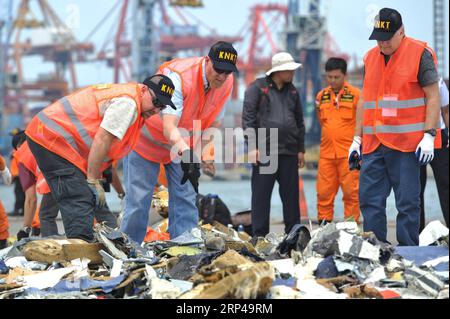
39, 193, 60, 237
13, 177, 25, 214
251, 155, 300, 237
420, 130, 449, 231
27, 137, 97, 241
39, 192, 118, 238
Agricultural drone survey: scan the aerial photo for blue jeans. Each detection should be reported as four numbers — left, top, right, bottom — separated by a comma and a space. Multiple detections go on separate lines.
359, 145, 421, 246
120, 151, 198, 244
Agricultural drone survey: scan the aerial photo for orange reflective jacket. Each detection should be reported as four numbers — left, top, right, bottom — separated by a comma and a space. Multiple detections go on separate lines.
26, 84, 145, 173
316, 83, 360, 159
362, 37, 441, 154
14, 141, 51, 194
134, 57, 233, 164
0, 201, 8, 240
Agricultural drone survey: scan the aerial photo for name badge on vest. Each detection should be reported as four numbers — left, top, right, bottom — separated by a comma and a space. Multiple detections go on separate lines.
381, 94, 398, 117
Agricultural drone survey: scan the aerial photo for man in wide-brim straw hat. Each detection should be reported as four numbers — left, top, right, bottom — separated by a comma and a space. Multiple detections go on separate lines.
242, 52, 306, 237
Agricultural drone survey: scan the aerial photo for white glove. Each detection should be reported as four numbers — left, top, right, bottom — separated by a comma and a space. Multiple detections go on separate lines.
1, 166, 12, 185
415, 133, 435, 166
348, 136, 362, 162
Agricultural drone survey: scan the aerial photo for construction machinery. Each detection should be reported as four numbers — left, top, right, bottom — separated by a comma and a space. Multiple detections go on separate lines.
237, 3, 289, 87
284, 0, 325, 146
4, 1, 93, 120
0, 0, 94, 152
9, 1, 93, 103
93, 0, 239, 83
169, 0, 203, 7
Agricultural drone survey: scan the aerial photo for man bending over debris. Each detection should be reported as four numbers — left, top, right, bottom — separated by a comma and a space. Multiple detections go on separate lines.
25, 75, 176, 241
121, 41, 238, 243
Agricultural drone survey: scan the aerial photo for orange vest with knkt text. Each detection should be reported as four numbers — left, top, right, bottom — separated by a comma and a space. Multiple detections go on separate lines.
362, 37, 441, 154
26, 83, 145, 174
134, 57, 233, 164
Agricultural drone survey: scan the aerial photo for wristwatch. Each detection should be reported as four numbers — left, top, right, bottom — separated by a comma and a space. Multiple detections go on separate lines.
424, 129, 437, 137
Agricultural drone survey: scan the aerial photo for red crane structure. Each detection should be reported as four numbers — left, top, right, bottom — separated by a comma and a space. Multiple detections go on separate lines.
91, 0, 240, 83
4, 0, 93, 122
237, 4, 289, 87
234, 3, 349, 90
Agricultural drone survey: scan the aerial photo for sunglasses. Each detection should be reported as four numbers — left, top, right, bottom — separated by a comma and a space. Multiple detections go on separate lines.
213, 66, 233, 75
152, 97, 167, 110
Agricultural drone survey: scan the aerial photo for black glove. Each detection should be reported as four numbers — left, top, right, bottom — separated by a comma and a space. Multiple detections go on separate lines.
180, 149, 201, 193
102, 167, 113, 192
17, 227, 31, 241
349, 152, 362, 171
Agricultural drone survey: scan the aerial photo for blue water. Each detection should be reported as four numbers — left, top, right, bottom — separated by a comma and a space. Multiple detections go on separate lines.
1, 175, 444, 224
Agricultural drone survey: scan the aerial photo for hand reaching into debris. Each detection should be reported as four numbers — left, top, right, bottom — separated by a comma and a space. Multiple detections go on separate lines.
87, 179, 106, 209
16, 227, 31, 241
180, 149, 201, 193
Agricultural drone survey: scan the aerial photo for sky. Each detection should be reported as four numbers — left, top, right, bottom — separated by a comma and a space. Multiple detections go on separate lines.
6, 0, 450, 87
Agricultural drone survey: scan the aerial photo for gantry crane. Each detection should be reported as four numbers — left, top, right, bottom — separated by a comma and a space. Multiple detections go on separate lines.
0, 0, 94, 152
4, 0, 93, 126
92, 0, 239, 83
239, 4, 289, 86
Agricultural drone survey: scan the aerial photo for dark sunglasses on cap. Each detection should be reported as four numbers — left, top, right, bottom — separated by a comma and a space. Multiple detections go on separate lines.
213, 65, 232, 75
152, 97, 167, 110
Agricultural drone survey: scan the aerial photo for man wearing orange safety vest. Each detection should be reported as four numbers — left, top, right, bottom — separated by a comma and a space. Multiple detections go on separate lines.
11, 131, 46, 240
349, 8, 442, 246
0, 154, 12, 249
8, 128, 26, 217
121, 41, 237, 244
13, 130, 119, 240
316, 58, 360, 224
25, 75, 176, 241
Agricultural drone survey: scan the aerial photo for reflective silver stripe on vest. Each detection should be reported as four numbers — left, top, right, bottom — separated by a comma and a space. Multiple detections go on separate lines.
363, 123, 425, 135
37, 112, 80, 153
60, 97, 93, 148
363, 98, 426, 110
364, 102, 377, 110
141, 126, 172, 151
378, 98, 426, 109
60, 97, 112, 163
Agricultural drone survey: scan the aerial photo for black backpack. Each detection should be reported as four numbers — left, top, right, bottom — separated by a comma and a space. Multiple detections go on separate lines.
196, 194, 232, 226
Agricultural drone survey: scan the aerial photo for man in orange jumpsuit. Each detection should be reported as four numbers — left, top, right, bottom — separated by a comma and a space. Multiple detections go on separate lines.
316, 58, 361, 224
1, 154, 12, 249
